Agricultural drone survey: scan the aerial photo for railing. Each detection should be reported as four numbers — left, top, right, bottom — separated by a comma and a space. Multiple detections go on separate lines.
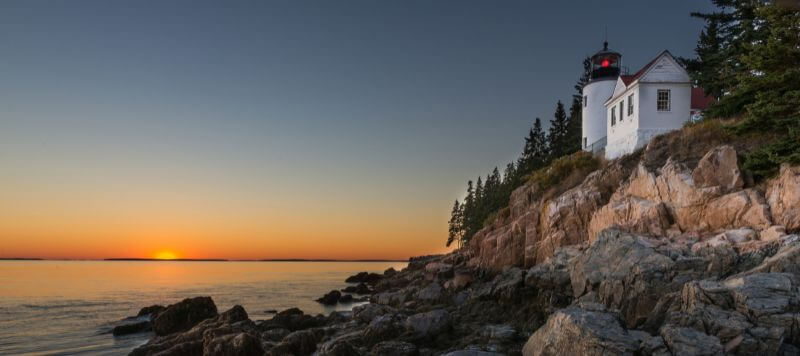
584, 136, 607, 156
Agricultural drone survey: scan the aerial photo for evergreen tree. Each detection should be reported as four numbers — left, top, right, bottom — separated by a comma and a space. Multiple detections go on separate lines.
732, 3, 800, 134
518, 118, 548, 175
691, 0, 764, 118
446, 200, 463, 247
564, 97, 583, 154
548, 101, 569, 158
683, 20, 726, 98
574, 56, 592, 101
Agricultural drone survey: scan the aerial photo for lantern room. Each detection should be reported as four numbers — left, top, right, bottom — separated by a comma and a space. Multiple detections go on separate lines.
590, 42, 622, 81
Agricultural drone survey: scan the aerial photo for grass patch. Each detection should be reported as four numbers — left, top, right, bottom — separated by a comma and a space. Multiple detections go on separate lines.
528, 151, 601, 199
482, 207, 510, 228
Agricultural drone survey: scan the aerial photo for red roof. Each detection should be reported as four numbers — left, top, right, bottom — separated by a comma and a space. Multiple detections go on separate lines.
620, 75, 635, 85
621, 50, 668, 87
691, 87, 714, 110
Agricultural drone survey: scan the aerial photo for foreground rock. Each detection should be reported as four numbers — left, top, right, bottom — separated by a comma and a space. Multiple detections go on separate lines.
151, 296, 218, 336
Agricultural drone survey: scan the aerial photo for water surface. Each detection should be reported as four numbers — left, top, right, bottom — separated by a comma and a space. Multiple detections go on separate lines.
0, 260, 405, 355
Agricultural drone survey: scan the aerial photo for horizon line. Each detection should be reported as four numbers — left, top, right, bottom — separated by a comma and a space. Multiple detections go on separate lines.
0, 257, 409, 262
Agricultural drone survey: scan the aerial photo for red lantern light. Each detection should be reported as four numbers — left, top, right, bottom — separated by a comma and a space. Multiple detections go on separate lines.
601, 59, 610, 68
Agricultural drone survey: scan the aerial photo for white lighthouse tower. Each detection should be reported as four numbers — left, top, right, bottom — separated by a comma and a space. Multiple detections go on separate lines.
582, 42, 622, 154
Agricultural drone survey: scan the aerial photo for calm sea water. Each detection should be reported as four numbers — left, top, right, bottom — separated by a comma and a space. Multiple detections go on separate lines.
0, 260, 405, 355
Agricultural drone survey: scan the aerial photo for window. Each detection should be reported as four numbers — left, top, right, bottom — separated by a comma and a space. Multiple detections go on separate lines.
619, 102, 624, 121
583, 137, 587, 148
583, 95, 588, 108
627, 94, 634, 116
611, 108, 616, 126
657, 90, 671, 111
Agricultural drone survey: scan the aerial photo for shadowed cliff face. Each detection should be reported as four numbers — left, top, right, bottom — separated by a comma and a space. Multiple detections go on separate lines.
467, 142, 800, 272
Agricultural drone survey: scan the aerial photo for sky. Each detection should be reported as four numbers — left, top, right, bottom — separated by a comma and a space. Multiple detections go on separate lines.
0, 0, 715, 260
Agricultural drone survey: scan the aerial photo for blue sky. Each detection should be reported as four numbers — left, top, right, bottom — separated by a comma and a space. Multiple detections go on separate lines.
0, 1, 715, 258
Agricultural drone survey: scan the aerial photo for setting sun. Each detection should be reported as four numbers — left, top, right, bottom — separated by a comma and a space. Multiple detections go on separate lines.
153, 251, 178, 260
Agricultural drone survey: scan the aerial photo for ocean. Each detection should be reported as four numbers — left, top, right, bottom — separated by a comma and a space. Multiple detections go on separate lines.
0, 260, 406, 355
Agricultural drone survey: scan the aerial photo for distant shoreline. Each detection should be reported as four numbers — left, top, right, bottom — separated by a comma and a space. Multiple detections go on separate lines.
1, 258, 408, 262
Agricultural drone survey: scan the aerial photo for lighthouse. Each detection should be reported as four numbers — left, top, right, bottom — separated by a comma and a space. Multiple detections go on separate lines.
582, 42, 622, 154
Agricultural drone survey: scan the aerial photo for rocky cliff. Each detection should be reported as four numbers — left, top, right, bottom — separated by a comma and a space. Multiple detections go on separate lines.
121, 127, 800, 355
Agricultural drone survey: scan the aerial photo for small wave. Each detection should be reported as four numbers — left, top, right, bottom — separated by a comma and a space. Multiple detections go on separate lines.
21, 301, 127, 310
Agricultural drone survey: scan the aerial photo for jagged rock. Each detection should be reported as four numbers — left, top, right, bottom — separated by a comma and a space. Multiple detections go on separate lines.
353, 303, 395, 324
521, 305, 642, 356
416, 282, 443, 301
314, 330, 362, 356
346, 272, 384, 285
444, 268, 473, 290
371, 340, 418, 356
405, 309, 451, 338
659, 326, 723, 356
363, 314, 401, 346
570, 229, 705, 328
262, 327, 290, 341
480, 324, 516, 342
260, 308, 326, 331
384, 267, 398, 277
275, 328, 324, 356
316, 290, 342, 305
442, 351, 504, 356
112, 320, 151, 336
424, 262, 454, 280
342, 282, 372, 295
130, 305, 252, 356
768, 164, 800, 232
137, 305, 166, 318
151, 296, 218, 336
203, 331, 263, 356
692, 145, 744, 192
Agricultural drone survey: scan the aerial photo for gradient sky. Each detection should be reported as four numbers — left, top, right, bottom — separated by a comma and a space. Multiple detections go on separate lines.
0, 1, 714, 260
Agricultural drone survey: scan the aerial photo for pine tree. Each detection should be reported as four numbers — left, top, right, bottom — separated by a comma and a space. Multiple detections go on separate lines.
574, 56, 592, 101
548, 101, 569, 158
446, 200, 463, 247
683, 20, 726, 98
518, 118, 548, 176
691, 0, 764, 118
564, 97, 583, 154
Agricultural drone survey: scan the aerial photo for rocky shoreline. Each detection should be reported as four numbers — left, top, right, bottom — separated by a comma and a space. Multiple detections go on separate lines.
116, 142, 800, 355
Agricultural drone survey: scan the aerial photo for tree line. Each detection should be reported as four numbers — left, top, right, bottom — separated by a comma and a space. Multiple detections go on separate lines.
683, 0, 800, 179
446, 62, 590, 248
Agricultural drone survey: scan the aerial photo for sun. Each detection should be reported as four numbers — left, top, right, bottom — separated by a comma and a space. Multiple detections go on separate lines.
153, 251, 178, 260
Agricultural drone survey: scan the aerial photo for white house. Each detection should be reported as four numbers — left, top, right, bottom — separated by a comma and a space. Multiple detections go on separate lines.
581, 45, 711, 159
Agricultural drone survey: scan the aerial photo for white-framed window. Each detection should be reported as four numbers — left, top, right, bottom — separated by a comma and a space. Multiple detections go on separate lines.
657, 90, 671, 111
611, 108, 616, 126
583, 95, 588, 108
627, 94, 634, 116
619, 102, 624, 121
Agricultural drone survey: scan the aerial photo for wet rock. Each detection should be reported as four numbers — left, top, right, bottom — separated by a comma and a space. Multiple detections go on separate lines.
442, 351, 505, 356
346, 272, 384, 285
151, 296, 218, 336
262, 327, 290, 342
480, 324, 516, 342
342, 282, 372, 295
405, 309, 451, 338
371, 340, 418, 356
316, 290, 342, 305
130, 305, 252, 356
338, 294, 354, 304
112, 320, 151, 336
137, 305, 166, 318
384, 267, 398, 277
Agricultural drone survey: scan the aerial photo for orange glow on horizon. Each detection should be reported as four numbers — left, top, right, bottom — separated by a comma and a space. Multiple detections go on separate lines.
153, 251, 178, 260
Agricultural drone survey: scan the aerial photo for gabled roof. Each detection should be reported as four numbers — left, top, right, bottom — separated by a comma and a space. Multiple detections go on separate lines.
605, 50, 681, 105
691, 87, 714, 110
